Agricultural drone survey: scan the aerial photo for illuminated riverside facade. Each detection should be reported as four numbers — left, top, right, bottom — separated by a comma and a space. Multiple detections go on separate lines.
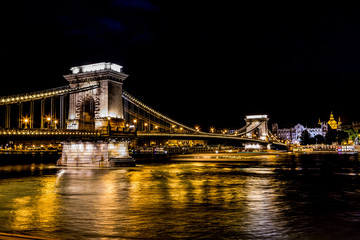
272, 112, 345, 144
272, 122, 328, 144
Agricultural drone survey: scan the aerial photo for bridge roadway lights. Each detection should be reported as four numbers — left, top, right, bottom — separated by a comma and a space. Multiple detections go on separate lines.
59, 139, 135, 167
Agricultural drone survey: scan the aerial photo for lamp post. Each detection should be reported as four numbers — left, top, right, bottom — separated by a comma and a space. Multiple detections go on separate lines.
46, 117, 51, 129
195, 125, 200, 132
107, 117, 111, 134
133, 119, 137, 132
23, 117, 30, 129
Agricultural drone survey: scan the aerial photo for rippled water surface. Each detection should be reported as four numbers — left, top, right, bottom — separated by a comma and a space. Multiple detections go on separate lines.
0, 153, 360, 239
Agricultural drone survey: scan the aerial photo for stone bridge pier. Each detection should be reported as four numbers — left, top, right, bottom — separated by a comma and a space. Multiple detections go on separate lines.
60, 140, 134, 167
59, 62, 134, 167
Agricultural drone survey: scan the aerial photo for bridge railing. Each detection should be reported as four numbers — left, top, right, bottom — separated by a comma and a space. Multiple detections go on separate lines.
0, 128, 100, 137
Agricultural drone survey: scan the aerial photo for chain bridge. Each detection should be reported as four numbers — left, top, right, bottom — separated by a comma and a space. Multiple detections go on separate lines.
0, 62, 286, 166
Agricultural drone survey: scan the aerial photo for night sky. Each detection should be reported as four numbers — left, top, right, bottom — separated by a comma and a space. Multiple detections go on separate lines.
1, 1, 359, 130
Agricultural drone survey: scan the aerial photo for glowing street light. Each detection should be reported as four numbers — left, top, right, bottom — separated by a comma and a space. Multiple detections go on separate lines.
133, 119, 138, 131
22, 117, 30, 129
45, 116, 51, 128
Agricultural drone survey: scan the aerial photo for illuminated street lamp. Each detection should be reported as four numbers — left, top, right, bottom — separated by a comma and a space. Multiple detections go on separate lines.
22, 117, 30, 129
107, 116, 111, 133
46, 116, 51, 129
54, 119, 58, 129
133, 119, 138, 131
195, 125, 200, 132
210, 127, 215, 133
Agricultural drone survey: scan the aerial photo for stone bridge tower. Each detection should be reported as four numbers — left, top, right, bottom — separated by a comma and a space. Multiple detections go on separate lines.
63, 62, 128, 131
245, 115, 269, 140
60, 62, 134, 167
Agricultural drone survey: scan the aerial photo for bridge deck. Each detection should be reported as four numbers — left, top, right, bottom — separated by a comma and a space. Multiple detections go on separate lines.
137, 132, 287, 146
0, 128, 286, 146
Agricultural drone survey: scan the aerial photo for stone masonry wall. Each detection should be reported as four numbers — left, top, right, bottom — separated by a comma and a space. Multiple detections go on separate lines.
60, 141, 130, 167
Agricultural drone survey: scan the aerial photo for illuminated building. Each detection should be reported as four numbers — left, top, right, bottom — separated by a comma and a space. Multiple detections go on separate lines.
327, 111, 342, 130
272, 122, 328, 144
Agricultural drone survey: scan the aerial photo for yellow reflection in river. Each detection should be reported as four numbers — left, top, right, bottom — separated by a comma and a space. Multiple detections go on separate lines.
127, 163, 249, 209
10, 176, 60, 232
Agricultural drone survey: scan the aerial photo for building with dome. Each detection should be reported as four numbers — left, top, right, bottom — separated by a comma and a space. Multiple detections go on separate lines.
272, 112, 341, 144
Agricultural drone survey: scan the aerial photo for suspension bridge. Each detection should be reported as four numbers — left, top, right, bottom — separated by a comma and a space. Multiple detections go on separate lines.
0, 62, 286, 166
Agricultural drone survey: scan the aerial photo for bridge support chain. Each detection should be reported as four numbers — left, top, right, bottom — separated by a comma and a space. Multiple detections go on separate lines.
59, 95, 65, 129
30, 100, 34, 128
5, 105, 11, 128
58, 138, 135, 167
50, 97, 55, 128
41, 99, 45, 129
18, 103, 23, 128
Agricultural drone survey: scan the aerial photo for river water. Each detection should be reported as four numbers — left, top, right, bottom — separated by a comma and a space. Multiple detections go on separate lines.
0, 153, 360, 240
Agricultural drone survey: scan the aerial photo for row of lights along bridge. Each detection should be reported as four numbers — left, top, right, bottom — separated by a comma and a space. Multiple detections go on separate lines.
18, 116, 234, 135
127, 119, 237, 135
20, 116, 58, 129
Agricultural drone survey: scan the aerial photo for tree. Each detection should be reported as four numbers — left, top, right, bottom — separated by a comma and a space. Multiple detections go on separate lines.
343, 128, 359, 142
300, 130, 312, 145
314, 134, 325, 144
325, 129, 349, 144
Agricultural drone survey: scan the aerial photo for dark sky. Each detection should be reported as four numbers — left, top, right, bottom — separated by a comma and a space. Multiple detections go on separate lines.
1, 1, 359, 130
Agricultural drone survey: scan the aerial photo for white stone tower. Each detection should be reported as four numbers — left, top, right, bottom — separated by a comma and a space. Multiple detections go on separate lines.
63, 62, 128, 131
245, 115, 269, 140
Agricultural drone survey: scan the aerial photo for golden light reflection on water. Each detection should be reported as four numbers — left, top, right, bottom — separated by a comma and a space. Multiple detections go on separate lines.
2, 155, 345, 239
244, 177, 288, 238
9, 176, 60, 232
0, 159, 283, 239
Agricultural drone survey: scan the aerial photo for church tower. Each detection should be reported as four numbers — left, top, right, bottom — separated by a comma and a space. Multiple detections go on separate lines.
327, 111, 341, 130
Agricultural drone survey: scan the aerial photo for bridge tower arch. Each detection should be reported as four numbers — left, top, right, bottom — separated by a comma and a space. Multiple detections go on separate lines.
78, 95, 96, 131
63, 62, 128, 131
244, 115, 269, 140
